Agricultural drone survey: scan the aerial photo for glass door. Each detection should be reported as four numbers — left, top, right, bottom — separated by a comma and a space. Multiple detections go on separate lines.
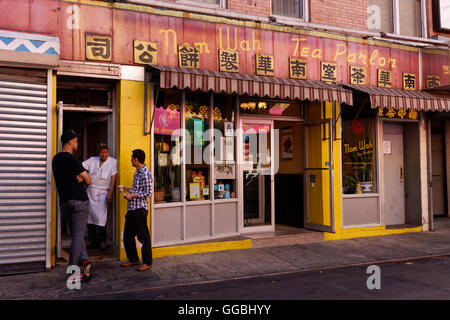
240, 119, 274, 232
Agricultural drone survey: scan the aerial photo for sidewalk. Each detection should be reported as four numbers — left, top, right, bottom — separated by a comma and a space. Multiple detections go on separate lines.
2, 226, 450, 300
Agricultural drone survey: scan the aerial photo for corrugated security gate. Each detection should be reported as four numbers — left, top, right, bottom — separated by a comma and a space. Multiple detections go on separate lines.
0, 67, 49, 275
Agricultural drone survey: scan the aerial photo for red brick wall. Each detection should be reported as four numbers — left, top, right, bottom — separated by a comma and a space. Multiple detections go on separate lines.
309, 0, 368, 30
226, 0, 368, 31
227, 0, 270, 17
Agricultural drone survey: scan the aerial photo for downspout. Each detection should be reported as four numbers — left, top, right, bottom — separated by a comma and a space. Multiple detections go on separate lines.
427, 115, 434, 231
144, 68, 149, 135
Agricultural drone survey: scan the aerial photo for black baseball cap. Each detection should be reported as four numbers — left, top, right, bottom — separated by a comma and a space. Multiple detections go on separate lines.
61, 130, 80, 144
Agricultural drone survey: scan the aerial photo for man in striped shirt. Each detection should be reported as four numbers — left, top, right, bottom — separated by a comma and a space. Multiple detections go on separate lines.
120, 149, 153, 271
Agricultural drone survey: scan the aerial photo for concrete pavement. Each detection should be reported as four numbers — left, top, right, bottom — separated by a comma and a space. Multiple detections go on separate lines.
2, 224, 450, 300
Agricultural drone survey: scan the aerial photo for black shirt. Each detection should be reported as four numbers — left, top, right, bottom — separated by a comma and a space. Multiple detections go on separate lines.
52, 152, 89, 204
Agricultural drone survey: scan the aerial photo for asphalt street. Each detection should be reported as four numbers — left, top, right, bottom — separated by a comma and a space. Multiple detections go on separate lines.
76, 255, 450, 300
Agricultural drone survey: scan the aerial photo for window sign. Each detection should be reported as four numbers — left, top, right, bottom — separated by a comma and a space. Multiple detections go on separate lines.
289, 58, 307, 79
378, 107, 418, 120
86, 35, 111, 61
134, 40, 157, 64
255, 54, 275, 76
342, 106, 377, 194
154, 104, 180, 135
402, 73, 416, 91
219, 49, 239, 72
350, 66, 367, 85
178, 44, 200, 69
377, 69, 392, 88
426, 75, 440, 89
321, 62, 337, 83
193, 118, 204, 146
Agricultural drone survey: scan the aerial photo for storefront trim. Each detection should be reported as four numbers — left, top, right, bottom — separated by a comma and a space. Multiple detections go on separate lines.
344, 84, 450, 111
149, 65, 353, 105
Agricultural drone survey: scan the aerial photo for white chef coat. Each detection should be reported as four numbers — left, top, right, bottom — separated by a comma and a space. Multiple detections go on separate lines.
82, 156, 117, 226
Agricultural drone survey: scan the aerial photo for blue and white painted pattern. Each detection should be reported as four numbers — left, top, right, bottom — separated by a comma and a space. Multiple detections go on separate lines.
0, 30, 59, 56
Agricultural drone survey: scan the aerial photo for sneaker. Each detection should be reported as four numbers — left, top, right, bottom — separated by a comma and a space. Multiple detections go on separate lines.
80, 259, 92, 282
122, 260, 140, 267
137, 264, 152, 271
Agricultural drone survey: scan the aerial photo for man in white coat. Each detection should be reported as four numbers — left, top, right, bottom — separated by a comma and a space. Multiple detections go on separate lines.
82, 143, 117, 250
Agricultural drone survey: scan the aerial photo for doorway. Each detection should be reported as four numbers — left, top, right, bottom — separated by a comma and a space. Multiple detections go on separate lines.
383, 122, 421, 228
274, 121, 304, 229
240, 119, 274, 232
56, 76, 117, 262
430, 120, 447, 217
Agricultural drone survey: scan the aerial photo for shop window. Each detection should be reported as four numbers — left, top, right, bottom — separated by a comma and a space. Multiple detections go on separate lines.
341, 103, 377, 194
153, 89, 238, 204
272, 0, 304, 19
239, 97, 304, 118
185, 91, 211, 201
213, 94, 236, 200
368, 0, 423, 37
399, 0, 421, 37
175, 0, 223, 7
153, 89, 182, 203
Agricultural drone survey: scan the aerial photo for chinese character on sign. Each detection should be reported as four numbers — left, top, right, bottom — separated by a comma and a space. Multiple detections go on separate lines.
86, 35, 111, 61
219, 50, 239, 73
426, 75, 440, 89
377, 69, 392, 88
403, 73, 416, 91
379, 108, 419, 120
408, 109, 418, 120
321, 62, 337, 82
178, 45, 200, 69
397, 108, 407, 119
289, 58, 307, 79
134, 40, 157, 64
350, 66, 366, 85
255, 54, 274, 76
386, 108, 396, 118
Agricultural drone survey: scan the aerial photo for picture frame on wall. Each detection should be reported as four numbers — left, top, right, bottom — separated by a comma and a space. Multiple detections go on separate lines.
281, 127, 294, 160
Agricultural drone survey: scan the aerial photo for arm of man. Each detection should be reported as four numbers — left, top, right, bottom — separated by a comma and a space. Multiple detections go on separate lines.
79, 170, 92, 186
125, 171, 152, 200
107, 174, 116, 203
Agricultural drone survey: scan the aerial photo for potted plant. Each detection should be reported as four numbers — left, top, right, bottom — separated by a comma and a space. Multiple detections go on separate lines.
343, 174, 358, 194
154, 139, 169, 202
168, 163, 181, 201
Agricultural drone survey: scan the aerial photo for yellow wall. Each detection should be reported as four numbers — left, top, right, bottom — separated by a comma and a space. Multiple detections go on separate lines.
116, 79, 152, 260
304, 101, 341, 230
50, 72, 57, 266
275, 121, 304, 175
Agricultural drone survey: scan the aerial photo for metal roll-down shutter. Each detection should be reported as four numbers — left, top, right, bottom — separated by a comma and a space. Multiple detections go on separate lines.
0, 70, 48, 275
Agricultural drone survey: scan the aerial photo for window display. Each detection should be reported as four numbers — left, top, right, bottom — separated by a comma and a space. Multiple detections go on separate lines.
185, 91, 210, 201
239, 97, 304, 118
213, 94, 236, 199
342, 103, 377, 194
153, 89, 182, 202
153, 89, 237, 204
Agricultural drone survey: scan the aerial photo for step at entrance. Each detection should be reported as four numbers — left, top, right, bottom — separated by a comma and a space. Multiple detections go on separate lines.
246, 228, 324, 248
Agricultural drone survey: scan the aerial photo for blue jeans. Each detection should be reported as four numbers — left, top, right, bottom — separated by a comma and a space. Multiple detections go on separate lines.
61, 200, 89, 266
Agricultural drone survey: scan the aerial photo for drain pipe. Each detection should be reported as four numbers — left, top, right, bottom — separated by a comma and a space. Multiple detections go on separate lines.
426, 115, 434, 231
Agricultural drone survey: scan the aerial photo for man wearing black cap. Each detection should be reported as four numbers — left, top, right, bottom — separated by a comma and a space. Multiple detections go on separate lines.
52, 130, 93, 283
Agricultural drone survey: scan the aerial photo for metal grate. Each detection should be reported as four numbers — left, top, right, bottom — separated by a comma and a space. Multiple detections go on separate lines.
0, 78, 48, 268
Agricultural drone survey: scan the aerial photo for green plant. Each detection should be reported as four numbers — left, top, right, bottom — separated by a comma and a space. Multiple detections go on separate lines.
168, 163, 180, 188
154, 149, 166, 191
343, 174, 358, 194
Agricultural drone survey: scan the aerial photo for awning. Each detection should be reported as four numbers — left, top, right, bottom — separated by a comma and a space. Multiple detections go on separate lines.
344, 84, 450, 112
148, 65, 353, 105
